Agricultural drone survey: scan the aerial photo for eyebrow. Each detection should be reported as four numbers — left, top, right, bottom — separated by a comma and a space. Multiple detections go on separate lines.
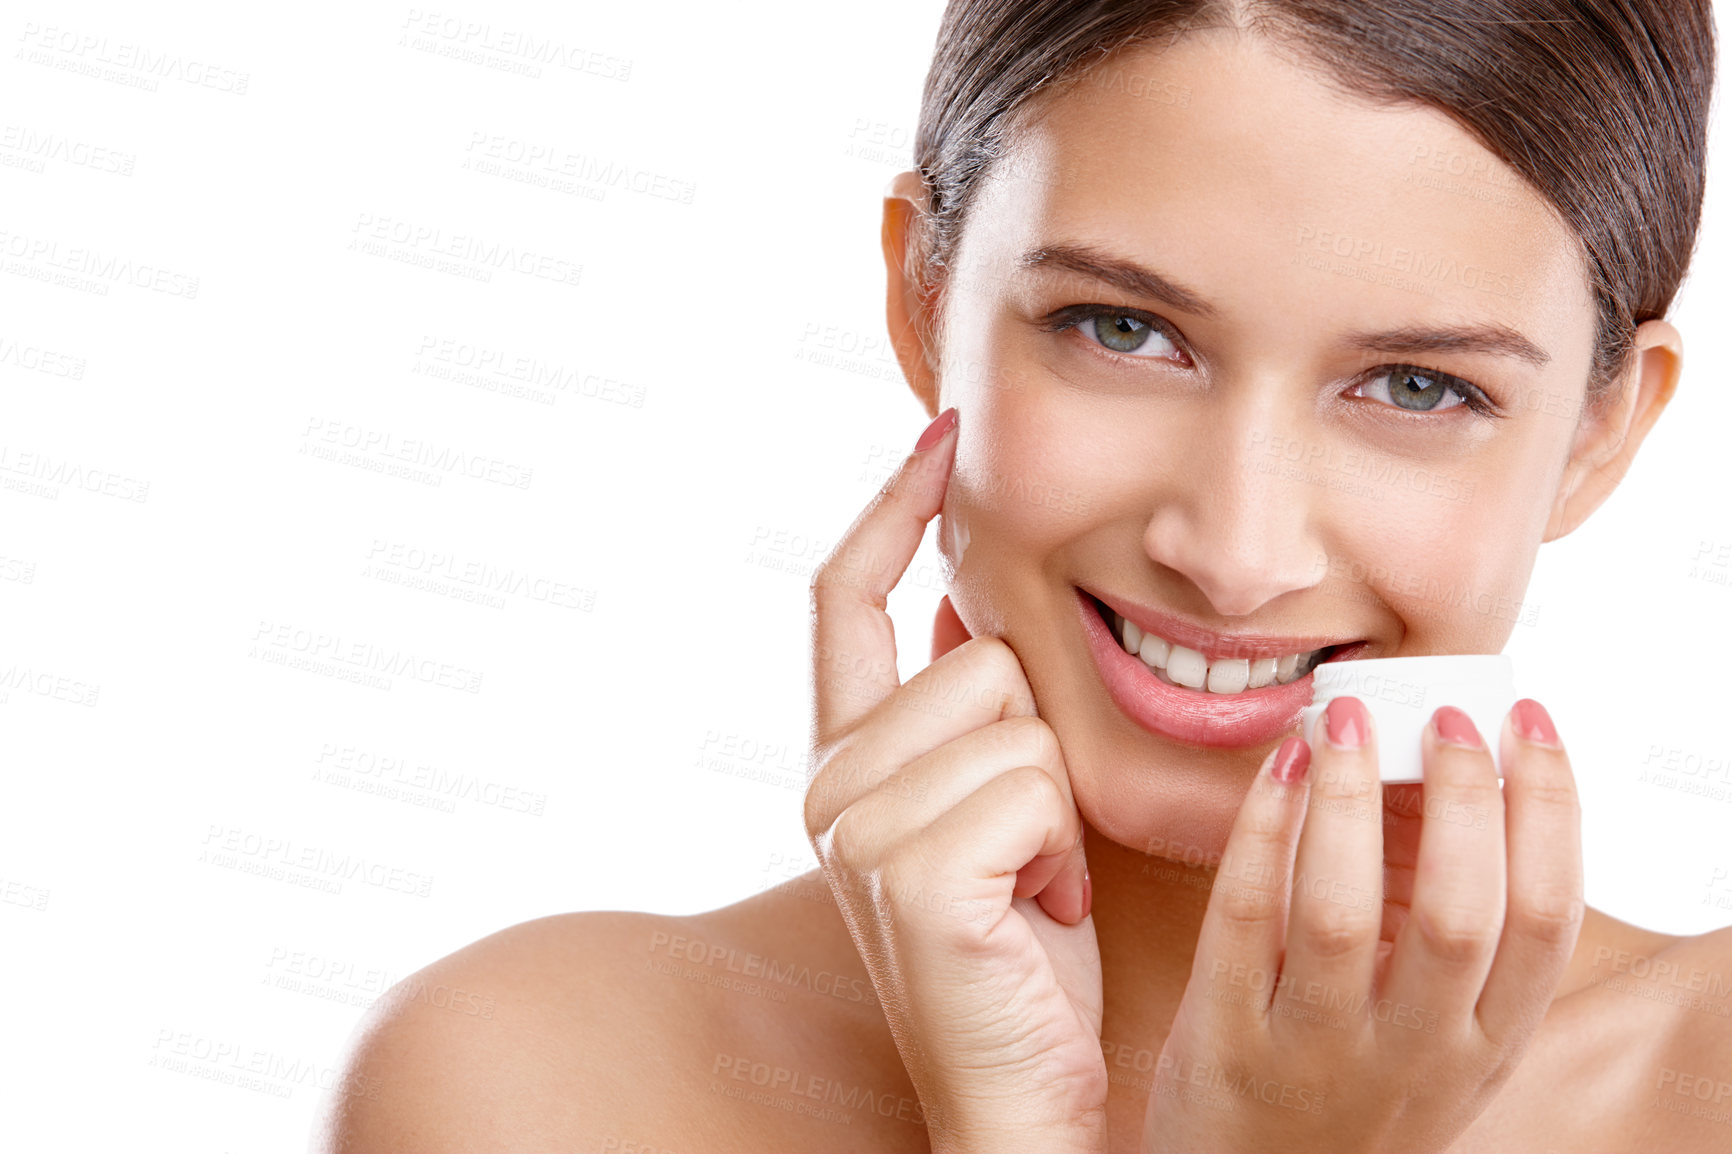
1017, 242, 1552, 368
1020, 243, 1219, 319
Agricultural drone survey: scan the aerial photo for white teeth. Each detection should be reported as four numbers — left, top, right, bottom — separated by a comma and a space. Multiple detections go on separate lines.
1206, 657, 1250, 694
1165, 644, 1207, 689
1108, 606, 1333, 694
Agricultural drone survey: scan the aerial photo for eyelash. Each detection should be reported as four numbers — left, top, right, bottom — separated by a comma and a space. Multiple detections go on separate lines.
1040, 304, 1504, 419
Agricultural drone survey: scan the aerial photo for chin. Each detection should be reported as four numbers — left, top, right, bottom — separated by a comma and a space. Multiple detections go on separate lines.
1067, 736, 1256, 868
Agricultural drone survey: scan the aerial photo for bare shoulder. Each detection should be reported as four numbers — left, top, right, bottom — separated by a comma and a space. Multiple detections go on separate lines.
1540, 914, 1732, 1151
308, 908, 738, 1153
309, 876, 925, 1153
1646, 922, 1732, 1058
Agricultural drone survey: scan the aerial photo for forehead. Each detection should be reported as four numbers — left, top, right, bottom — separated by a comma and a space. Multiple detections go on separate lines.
964, 31, 1593, 356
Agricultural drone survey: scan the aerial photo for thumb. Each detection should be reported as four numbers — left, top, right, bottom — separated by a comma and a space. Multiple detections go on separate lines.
931, 594, 972, 661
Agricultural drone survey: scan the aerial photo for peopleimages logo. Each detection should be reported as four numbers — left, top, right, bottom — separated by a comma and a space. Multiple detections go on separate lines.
200, 825, 435, 898
1291, 224, 1527, 301
250, 620, 484, 694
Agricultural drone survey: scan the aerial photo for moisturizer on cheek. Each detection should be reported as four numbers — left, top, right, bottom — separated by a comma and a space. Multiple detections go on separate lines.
938, 495, 971, 584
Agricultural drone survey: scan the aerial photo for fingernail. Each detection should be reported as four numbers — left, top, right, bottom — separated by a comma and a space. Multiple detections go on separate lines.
1271, 735, 1311, 784
1512, 698, 1561, 747
1081, 865, 1092, 919
1433, 705, 1482, 749
914, 406, 958, 452
1324, 696, 1368, 749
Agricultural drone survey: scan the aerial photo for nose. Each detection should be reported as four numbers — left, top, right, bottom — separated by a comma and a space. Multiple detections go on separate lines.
1139, 405, 1329, 617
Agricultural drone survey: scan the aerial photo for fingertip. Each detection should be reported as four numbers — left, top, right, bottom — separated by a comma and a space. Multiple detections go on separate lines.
1512, 697, 1561, 749
1037, 837, 1091, 925
899, 407, 959, 512
1322, 694, 1372, 750
1269, 734, 1311, 785
913, 406, 958, 453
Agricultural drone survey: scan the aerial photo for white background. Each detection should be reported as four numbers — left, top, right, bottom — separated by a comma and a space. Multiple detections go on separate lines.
3, 2, 1729, 1147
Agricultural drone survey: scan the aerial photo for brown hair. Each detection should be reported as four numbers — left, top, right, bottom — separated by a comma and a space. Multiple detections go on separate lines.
910, 0, 1717, 411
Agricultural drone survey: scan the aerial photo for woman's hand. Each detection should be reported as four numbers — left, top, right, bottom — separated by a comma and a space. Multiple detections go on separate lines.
1142, 695, 1584, 1153
803, 408, 1108, 1154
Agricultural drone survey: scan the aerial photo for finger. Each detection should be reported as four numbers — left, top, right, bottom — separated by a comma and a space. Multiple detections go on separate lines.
1015, 824, 1087, 928
881, 762, 1083, 937
804, 635, 1038, 834
810, 407, 958, 749
1186, 736, 1311, 1025
813, 715, 1066, 861
932, 593, 972, 661
1475, 699, 1583, 1046
811, 713, 1089, 924
1380, 706, 1507, 1032
1282, 696, 1385, 1013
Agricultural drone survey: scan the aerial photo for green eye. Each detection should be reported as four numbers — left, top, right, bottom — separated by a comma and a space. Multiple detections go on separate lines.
1082, 312, 1178, 358
1367, 367, 1466, 412
1092, 314, 1154, 352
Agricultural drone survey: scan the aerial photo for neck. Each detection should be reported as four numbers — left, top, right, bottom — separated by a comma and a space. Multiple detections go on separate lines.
1084, 818, 1217, 1046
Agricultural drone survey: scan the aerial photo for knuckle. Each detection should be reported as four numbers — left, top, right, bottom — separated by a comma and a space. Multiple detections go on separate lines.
1000, 762, 1063, 810
1508, 887, 1585, 946
802, 749, 848, 835
1513, 775, 1582, 814
961, 633, 1015, 664
807, 562, 843, 600
1213, 876, 1283, 930
1436, 779, 1504, 808
825, 747, 887, 801
876, 848, 938, 916
1238, 797, 1291, 844
801, 787, 827, 842
1411, 904, 1500, 965
1302, 908, 1377, 960
809, 547, 879, 601
1425, 781, 1504, 825
996, 714, 1062, 769
819, 801, 877, 868
957, 636, 1034, 714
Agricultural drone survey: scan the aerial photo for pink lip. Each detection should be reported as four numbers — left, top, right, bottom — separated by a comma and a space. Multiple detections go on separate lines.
1075, 588, 1367, 749
1085, 586, 1354, 662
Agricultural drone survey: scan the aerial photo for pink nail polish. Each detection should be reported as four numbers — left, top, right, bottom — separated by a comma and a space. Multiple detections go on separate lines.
1513, 698, 1560, 747
1324, 696, 1368, 749
1433, 705, 1482, 749
1271, 735, 1311, 783
914, 407, 958, 452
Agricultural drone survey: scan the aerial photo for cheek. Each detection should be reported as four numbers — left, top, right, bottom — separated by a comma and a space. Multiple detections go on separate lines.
936, 397, 1113, 628
1321, 469, 1542, 648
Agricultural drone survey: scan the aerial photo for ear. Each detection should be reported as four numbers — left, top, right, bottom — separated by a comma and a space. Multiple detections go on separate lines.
931, 594, 973, 661
1543, 318, 1683, 542
883, 170, 943, 417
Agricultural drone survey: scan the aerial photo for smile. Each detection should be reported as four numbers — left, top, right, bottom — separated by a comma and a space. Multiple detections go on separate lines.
1076, 588, 1368, 748
1103, 603, 1339, 693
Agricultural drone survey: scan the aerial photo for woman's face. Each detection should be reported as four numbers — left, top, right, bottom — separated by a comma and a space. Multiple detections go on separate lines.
914, 32, 1628, 860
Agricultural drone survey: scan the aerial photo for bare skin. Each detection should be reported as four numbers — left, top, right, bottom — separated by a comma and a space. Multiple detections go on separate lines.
313, 28, 1732, 1154
312, 874, 1728, 1151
